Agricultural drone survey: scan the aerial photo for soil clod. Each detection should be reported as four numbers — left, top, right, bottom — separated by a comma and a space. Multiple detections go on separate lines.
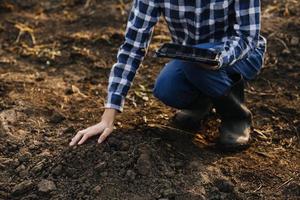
37, 179, 56, 193
11, 180, 34, 196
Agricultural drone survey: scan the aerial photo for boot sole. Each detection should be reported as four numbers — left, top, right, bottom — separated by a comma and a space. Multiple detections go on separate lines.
216, 136, 252, 152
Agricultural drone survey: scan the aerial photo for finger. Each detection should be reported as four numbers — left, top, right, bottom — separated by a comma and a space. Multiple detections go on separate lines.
69, 130, 86, 146
77, 131, 96, 145
98, 128, 113, 144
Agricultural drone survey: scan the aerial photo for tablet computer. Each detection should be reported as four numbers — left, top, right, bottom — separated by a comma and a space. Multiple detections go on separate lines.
155, 43, 221, 70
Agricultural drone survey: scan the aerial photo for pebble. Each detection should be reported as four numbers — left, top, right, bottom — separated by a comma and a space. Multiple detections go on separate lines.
136, 153, 151, 176
137, 144, 150, 154
16, 164, 26, 173
164, 171, 175, 178
12, 180, 34, 196
188, 160, 201, 170
120, 141, 130, 151
174, 161, 184, 168
64, 87, 74, 95
94, 161, 107, 173
12, 158, 20, 168
214, 178, 234, 193
291, 37, 299, 46
91, 185, 102, 194
18, 151, 32, 162
162, 188, 176, 197
52, 165, 63, 176
63, 126, 75, 134
100, 172, 108, 177
30, 162, 44, 174
126, 170, 136, 182
65, 167, 77, 178
19, 169, 28, 178
49, 112, 66, 124
2, 158, 19, 168
37, 179, 56, 193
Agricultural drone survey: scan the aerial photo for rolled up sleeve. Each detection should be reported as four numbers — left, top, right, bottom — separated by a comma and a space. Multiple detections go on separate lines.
105, 0, 160, 112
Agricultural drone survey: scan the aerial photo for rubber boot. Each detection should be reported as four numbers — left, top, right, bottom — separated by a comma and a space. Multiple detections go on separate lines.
212, 74, 252, 151
172, 95, 212, 130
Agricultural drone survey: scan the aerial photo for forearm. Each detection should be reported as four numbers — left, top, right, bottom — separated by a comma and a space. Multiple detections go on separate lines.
105, 0, 160, 112
102, 108, 118, 123
218, 0, 261, 67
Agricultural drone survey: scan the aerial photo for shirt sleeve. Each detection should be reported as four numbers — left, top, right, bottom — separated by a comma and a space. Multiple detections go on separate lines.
105, 0, 160, 112
217, 0, 261, 68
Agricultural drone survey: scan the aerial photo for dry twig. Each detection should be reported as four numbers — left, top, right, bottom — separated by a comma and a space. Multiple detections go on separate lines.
14, 23, 36, 45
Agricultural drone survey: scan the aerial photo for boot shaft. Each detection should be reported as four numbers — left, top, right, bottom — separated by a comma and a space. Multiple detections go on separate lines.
212, 74, 251, 121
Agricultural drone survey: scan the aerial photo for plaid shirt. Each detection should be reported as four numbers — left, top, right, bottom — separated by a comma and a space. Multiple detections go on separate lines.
105, 0, 266, 112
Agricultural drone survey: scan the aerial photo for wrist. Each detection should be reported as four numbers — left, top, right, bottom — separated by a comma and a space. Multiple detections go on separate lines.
101, 108, 117, 124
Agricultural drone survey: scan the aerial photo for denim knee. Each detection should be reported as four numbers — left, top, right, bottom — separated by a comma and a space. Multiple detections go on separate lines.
153, 79, 187, 109
153, 73, 197, 109
182, 65, 233, 97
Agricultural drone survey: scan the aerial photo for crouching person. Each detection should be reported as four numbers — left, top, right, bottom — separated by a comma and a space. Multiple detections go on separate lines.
70, 0, 267, 151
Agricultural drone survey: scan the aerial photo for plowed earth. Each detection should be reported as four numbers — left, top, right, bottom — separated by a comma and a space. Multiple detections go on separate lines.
0, 0, 299, 199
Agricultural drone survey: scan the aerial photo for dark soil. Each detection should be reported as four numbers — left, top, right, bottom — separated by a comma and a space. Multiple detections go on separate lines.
0, 0, 299, 199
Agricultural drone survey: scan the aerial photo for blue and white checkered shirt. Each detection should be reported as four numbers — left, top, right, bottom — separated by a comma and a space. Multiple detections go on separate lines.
105, 0, 266, 112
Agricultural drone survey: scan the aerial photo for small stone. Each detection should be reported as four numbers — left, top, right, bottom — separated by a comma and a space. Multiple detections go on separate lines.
16, 164, 26, 173
189, 160, 201, 170
18, 151, 32, 162
91, 185, 102, 194
94, 162, 107, 173
214, 178, 234, 193
174, 161, 184, 168
164, 171, 175, 178
125, 170, 136, 182
37, 179, 56, 193
65, 167, 77, 178
49, 112, 65, 124
162, 188, 176, 198
63, 126, 75, 134
2, 158, 19, 167
136, 153, 151, 176
19, 169, 29, 178
291, 37, 299, 46
120, 141, 130, 151
137, 144, 150, 154
100, 172, 108, 177
64, 87, 74, 95
52, 165, 63, 176
31, 162, 44, 174
28, 144, 38, 150
12, 180, 34, 196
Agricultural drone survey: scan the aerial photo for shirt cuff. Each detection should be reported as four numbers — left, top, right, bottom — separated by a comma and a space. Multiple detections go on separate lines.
105, 93, 125, 113
218, 50, 230, 68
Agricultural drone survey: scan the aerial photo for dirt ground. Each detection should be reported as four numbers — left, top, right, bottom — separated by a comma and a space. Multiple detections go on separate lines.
0, 0, 299, 199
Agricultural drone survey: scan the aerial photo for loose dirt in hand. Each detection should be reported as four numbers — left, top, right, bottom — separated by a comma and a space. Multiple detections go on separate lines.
0, 0, 299, 199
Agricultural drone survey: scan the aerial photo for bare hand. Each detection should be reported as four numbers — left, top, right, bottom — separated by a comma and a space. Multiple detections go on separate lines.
69, 108, 117, 146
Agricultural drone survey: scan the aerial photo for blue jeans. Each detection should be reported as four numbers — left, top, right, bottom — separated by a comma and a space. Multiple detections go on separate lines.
153, 42, 266, 109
